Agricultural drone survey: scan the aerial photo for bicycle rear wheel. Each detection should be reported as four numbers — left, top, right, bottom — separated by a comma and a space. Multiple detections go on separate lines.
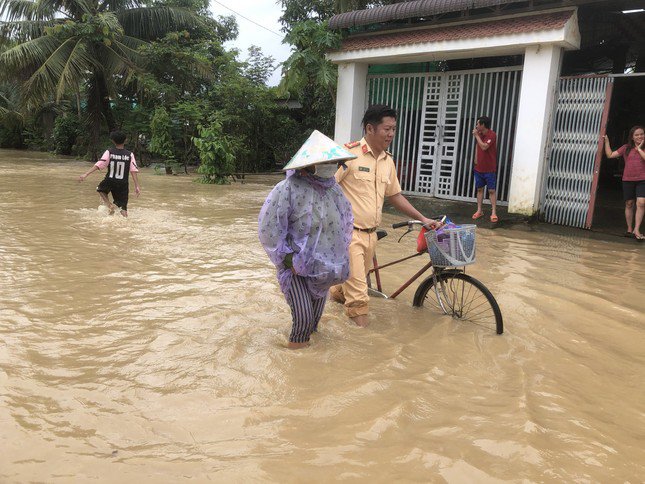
413, 272, 503, 334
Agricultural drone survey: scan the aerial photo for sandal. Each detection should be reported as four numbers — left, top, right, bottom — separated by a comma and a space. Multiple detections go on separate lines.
472, 211, 484, 220
624, 231, 634, 238
634, 233, 644, 242
490, 214, 499, 223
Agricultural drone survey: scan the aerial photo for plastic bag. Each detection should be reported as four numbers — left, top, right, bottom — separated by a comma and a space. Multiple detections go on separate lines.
417, 217, 459, 252
417, 227, 429, 253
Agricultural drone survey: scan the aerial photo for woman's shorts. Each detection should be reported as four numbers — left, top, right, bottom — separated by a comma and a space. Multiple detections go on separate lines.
97, 179, 129, 210
622, 180, 645, 201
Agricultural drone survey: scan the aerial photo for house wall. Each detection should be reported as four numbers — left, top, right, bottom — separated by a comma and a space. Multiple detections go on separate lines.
508, 45, 563, 215
334, 63, 368, 143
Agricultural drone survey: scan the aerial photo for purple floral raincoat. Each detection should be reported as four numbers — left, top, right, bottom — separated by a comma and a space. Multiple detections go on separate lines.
258, 170, 353, 300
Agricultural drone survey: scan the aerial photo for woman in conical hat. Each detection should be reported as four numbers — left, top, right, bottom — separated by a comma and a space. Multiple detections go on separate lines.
258, 131, 355, 349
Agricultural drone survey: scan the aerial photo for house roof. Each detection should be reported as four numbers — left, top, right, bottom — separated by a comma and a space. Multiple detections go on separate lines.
329, 0, 531, 29
335, 10, 575, 52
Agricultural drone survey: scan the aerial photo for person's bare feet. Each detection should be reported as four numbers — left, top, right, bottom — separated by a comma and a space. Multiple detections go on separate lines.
287, 341, 310, 349
351, 315, 369, 327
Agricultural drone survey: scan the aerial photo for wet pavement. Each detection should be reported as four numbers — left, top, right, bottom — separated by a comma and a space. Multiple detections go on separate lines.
387, 195, 643, 246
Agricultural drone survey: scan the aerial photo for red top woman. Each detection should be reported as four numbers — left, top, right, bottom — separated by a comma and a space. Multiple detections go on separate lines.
604, 125, 645, 240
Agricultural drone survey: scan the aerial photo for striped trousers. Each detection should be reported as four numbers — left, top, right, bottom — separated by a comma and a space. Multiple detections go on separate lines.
287, 275, 327, 343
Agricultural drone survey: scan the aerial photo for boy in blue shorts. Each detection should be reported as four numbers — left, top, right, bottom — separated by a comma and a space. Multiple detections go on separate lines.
471, 116, 498, 223
78, 130, 141, 217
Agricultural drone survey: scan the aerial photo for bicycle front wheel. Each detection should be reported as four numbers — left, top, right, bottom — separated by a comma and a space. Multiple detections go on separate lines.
414, 272, 503, 334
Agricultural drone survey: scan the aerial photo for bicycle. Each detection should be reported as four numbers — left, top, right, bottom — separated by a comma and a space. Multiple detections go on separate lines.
367, 218, 503, 334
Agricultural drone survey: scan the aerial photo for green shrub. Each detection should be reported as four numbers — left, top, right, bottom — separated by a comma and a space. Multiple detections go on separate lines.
149, 107, 176, 172
193, 118, 236, 184
0, 113, 23, 148
53, 115, 81, 155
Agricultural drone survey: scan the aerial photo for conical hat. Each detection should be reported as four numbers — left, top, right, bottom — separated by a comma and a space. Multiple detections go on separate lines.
282, 130, 357, 171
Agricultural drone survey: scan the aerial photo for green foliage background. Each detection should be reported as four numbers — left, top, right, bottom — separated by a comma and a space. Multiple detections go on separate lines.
0, 0, 399, 174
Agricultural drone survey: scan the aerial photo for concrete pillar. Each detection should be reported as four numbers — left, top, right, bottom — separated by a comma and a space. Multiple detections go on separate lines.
508, 44, 563, 215
333, 62, 368, 143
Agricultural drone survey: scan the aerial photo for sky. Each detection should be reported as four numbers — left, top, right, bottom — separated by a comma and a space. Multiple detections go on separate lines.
209, 0, 292, 86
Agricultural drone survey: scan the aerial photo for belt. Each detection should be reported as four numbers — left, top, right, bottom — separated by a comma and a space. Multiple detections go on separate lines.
353, 226, 377, 233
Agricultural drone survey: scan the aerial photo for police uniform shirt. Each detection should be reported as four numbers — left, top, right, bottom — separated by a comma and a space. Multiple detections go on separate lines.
335, 138, 402, 230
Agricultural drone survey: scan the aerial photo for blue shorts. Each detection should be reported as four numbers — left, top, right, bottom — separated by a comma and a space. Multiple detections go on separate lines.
474, 171, 497, 190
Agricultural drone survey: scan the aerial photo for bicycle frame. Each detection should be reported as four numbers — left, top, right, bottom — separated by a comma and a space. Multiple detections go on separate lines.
368, 251, 434, 299
368, 220, 503, 334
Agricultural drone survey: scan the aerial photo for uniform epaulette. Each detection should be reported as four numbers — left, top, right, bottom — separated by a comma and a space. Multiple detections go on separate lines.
344, 141, 360, 149
385, 150, 392, 156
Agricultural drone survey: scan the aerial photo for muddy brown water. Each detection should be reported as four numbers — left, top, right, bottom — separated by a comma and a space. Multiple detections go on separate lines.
0, 150, 643, 482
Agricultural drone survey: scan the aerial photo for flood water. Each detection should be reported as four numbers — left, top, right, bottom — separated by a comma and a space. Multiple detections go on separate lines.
1, 150, 643, 482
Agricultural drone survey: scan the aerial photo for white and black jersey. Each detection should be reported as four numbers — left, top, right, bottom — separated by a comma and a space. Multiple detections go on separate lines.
104, 148, 133, 184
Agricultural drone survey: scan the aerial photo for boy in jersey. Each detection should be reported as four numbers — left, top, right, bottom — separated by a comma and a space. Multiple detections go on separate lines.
78, 130, 141, 217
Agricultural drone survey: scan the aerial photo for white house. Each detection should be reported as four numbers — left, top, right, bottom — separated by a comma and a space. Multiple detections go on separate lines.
327, 0, 644, 229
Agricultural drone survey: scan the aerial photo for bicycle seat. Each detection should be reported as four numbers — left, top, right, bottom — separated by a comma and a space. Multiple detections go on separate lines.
377, 229, 387, 240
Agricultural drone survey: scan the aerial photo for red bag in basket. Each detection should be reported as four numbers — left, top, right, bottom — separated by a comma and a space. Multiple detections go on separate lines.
417, 227, 428, 253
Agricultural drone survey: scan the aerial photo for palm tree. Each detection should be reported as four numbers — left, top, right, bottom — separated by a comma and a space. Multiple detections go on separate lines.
0, 0, 204, 155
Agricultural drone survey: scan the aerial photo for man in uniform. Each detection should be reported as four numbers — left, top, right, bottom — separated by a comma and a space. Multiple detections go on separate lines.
330, 104, 442, 327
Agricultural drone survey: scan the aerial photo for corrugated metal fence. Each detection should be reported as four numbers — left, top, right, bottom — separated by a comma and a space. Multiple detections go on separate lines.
542, 76, 611, 228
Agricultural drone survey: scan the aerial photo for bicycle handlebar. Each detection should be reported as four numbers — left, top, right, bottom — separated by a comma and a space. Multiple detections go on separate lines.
392, 215, 446, 230
392, 221, 410, 229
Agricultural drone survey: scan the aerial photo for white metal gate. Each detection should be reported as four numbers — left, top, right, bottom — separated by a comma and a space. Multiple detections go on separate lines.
418, 74, 462, 198
542, 76, 612, 228
367, 67, 522, 202
367, 74, 426, 193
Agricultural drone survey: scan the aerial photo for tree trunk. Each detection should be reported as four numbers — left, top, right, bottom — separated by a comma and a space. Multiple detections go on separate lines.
87, 77, 102, 162
76, 88, 82, 119
96, 72, 116, 132
86, 72, 117, 161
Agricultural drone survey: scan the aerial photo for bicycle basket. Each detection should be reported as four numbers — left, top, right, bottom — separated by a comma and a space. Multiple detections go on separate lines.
425, 224, 476, 267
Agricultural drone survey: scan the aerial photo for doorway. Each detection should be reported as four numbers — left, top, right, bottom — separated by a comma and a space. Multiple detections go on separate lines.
592, 76, 645, 235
